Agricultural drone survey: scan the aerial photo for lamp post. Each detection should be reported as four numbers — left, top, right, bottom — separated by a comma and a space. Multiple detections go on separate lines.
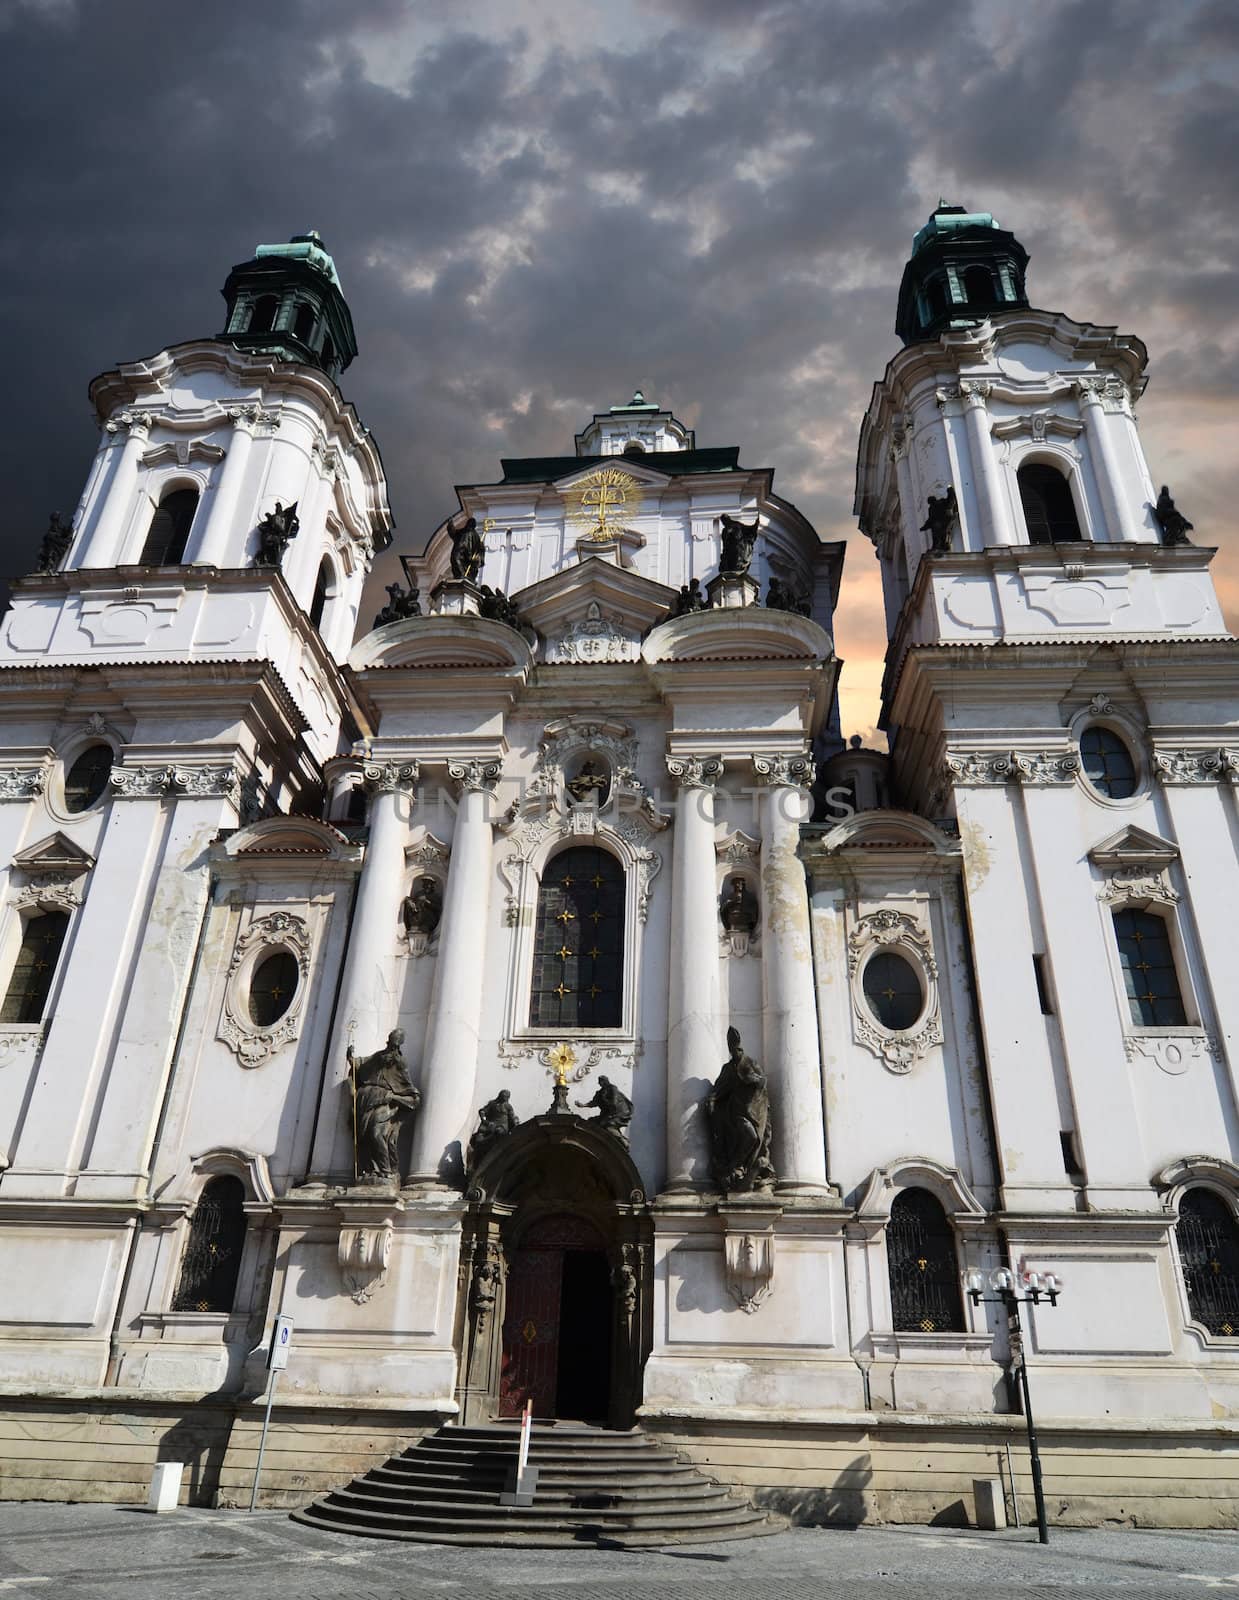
964, 1265, 1062, 1545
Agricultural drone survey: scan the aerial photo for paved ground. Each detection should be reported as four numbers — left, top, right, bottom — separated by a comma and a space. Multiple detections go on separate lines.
2, 1504, 1239, 1599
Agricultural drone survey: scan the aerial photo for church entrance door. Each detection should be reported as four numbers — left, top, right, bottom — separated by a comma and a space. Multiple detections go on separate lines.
498, 1213, 612, 1421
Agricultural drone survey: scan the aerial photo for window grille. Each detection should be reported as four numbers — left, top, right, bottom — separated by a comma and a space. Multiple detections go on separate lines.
140, 488, 198, 565
64, 744, 113, 813
171, 1175, 247, 1313
1113, 907, 1187, 1027
1176, 1190, 1239, 1337
1080, 727, 1137, 799
529, 846, 624, 1029
887, 1188, 965, 1333
1018, 463, 1082, 544
0, 909, 69, 1023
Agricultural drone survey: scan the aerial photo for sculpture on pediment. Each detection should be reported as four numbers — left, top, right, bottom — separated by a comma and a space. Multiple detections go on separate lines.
254, 501, 300, 568
670, 577, 710, 616
576, 1075, 633, 1141
348, 1028, 421, 1183
566, 756, 609, 807
449, 513, 486, 583
719, 513, 759, 575
1154, 485, 1194, 546
765, 577, 811, 616
478, 584, 520, 628
468, 1089, 519, 1167
707, 1027, 775, 1194
373, 580, 421, 628
35, 513, 73, 574
920, 487, 958, 554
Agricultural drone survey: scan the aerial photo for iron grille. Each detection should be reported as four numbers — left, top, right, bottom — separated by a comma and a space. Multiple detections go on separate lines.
529, 846, 624, 1029
887, 1188, 965, 1333
0, 909, 69, 1024
1177, 1190, 1239, 1337
171, 1176, 247, 1313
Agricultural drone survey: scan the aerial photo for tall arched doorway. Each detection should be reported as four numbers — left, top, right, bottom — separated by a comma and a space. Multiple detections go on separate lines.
456, 1111, 652, 1428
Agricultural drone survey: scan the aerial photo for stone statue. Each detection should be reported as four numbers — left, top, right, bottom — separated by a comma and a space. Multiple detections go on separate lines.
669, 577, 709, 616
478, 584, 520, 627
706, 1027, 775, 1194
35, 513, 73, 574
468, 1089, 519, 1167
373, 580, 421, 628
448, 513, 486, 583
920, 487, 958, 554
566, 757, 608, 806
611, 1258, 638, 1316
720, 875, 759, 935
348, 1028, 421, 1183
719, 513, 759, 575
1154, 485, 1194, 546
254, 501, 300, 568
401, 875, 443, 938
765, 577, 811, 617
470, 1255, 500, 1326
576, 1075, 634, 1141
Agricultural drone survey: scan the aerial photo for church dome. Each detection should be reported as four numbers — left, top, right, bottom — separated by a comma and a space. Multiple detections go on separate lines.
895, 203, 1030, 346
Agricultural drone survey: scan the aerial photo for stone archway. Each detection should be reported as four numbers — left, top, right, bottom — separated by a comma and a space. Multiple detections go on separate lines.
455, 1113, 652, 1429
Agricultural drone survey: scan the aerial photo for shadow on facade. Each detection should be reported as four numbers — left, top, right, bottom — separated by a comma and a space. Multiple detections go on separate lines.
754, 1454, 874, 1526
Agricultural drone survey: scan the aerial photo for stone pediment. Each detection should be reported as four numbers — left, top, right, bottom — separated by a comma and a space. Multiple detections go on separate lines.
9, 832, 95, 875
217, 815, 361, 861
1087, 824, 1179, 869
515, 557, 675, 664
552, 459, 673, 493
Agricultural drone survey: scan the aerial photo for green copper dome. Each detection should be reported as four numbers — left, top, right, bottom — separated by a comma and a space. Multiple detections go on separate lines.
218, 231, 357, 381
896, 203, 1029, 346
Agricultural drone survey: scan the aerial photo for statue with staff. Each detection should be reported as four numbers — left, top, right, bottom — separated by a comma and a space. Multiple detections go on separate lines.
347, 1027, 421, 1183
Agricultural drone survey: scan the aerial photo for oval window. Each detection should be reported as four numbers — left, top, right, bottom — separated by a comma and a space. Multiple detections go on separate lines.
64, 744, 113, 813
863, 951, 923, 1031
1080, 726, 1137, 799
248, 950, 299, 1027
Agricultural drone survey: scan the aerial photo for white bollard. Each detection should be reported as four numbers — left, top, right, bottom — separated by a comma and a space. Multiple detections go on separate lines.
972, 1476, 1006, 1530
148, 1461, 184, 1513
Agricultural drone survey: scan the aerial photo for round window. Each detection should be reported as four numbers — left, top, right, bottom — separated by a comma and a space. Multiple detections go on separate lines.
248, 950, 299, 1027
64, 744, 113, 813
1080, 726, 1137, 799
862, 952, 923, 1032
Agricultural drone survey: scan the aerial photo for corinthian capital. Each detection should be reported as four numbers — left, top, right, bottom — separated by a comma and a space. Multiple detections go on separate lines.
752, 752, 813, 789
958, 379, 993, 409
447, 758, 502, 794
362, 760, 420, 795
665, 754, 723, 791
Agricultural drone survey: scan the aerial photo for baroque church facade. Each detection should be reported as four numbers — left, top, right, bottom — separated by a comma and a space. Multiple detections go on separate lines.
0, 212, 1237, 1526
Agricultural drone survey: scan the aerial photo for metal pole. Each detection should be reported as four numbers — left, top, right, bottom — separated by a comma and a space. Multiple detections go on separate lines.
248, 1365, 279, 1512
1011, 1297, 1049, 1544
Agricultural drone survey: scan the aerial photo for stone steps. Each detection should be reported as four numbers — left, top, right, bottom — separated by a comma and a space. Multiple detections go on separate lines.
292, 1421, 783, 1547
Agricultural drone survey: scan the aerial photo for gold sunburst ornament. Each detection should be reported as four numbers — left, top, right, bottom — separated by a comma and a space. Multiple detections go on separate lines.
566, 467, 641, 542
547, 1042, 577, 1084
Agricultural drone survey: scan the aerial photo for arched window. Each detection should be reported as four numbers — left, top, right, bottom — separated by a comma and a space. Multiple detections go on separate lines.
529, 846, 624, 1029
249, 295, 278, 334
1176, 1190, 1239, 1336
1018, 463, 1083, 544
1080, 726, 1138, 799
293, 303, 315, 343
962, 265, 996, 307
1113, 908, 1187, 1027
1, 909, 70, 1023
139, 488, 199, 565
309, 558, 333, 630
622, 441, 646, 457
887, 1188, 965, 1333
171, 1175, 247, 1313
64, 744, 113, 813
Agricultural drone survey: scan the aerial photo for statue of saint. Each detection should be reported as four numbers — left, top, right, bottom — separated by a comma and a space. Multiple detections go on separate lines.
920, 487, 958, 553
448, 513, 486, 583
706, 1027, 775, 1194
35, 512, 74, 574
468, 1088, 519, 1166
373, 581, 421, 628
1154, 485, 1194, 546
670, 577, 709, 616
719, 875, 759, 935
254, 501, 300, 568
566, 757, 608, 806
401, 876, 443, 937
478, 584, 520, 627
348, 1028, 420, 1183
719, 513, 759, 575
576, 1075, 634, 1140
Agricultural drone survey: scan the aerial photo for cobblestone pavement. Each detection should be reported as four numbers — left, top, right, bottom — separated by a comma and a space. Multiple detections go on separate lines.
2, 1505, 1239, 1599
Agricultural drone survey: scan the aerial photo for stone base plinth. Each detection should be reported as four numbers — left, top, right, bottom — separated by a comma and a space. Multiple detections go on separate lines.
707, 570, 760, 608
430, 578, 483, 616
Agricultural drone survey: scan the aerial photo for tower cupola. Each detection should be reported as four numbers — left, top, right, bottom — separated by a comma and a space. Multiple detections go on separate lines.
895, 204, 1029, 346
219, 230, 357, 382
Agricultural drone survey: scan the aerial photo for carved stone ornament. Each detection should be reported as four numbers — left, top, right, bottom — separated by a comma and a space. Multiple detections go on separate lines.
338, 1219, 393, 1304
11, 874, 84, 914
218, 910, 313, 1067
1124, 1032, 1222, 1076
752, 751, 813, 789
470, 1247, 502, 1329
548, 601, 641, 664
0, 767, 49, 802
943, 748, 1081, 786
847, 909, 942, 1074
0, 1026, 44, 1070
362, 760, 420, 795
665, 754, 723, 791
448, 758, 502, 794
1097, 867, 1179, 907
1152, 748, 1239, 786
724, 1231, 775, 1315
110, 763, 241, 800
498, 1038, 635, 1083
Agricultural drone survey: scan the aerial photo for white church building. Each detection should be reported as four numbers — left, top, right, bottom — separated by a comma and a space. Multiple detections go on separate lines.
0, 211, 1236, 1530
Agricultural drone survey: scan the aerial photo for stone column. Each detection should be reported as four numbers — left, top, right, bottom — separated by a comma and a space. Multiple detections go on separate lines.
663, 754, 723, 1191
71, 411, 154, 568
1075, 378, 1129, 542
960, 381, 1013, 547
754, 752, 830, 1194
409, 759, 501, 1186
308, 760, 417, 1181
193, 406, 259, 567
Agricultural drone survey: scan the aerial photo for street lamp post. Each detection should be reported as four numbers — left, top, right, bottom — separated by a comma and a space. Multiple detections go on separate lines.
964, 1265, 1062, 1545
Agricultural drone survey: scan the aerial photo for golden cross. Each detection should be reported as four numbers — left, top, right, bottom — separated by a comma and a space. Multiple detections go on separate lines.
581, 480, 625, 531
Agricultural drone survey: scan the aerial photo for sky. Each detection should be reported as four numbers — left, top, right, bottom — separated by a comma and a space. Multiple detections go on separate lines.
1, 0, 1236, 740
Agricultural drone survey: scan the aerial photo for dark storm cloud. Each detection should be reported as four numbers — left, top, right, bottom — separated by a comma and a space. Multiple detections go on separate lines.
1, 0, 1236, 736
